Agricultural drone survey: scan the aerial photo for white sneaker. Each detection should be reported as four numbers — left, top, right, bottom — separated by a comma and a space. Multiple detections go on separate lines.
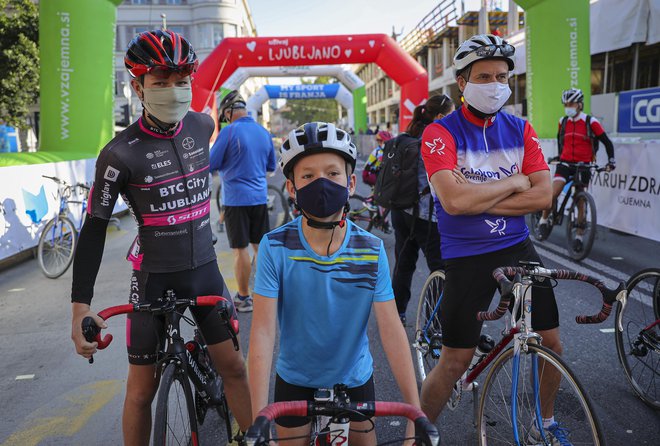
233, 293, 253, 313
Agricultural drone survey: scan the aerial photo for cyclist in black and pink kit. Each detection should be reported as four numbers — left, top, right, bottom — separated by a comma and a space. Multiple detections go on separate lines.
69, 30, 252, 445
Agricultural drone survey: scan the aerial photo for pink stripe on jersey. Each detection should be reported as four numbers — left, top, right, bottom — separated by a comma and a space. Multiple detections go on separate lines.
138, 117, 183, 139
128, 165, 209, 188
126, 318, 132, 347
141, 199, 208, 217
142, 202, 210, 226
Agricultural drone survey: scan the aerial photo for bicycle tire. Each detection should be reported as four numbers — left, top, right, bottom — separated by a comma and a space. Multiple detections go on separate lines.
414, 270, 445, 383
267, 184, 290, 229
566, 191, 597, 261
348, 194, 374, 231
215, 183, 222, 214
615, 268, 660, 409
153, 363, 200, 446
37, 216, 77, 279
478, 343, 604, 446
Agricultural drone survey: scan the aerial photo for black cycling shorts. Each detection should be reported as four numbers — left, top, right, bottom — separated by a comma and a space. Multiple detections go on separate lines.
126, 260, 236, 365
440, 238, 559, 349
273, 374, 375, 428
223, 204, 269, 249
554, 162, 591, 186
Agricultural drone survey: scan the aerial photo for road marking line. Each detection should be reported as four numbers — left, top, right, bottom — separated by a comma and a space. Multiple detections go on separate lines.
599, 328, 615, 333
15, 374, 35, 380
533, 243, 653, 307
7, 288, 24, 292
1, 380, 123, 446
612, 257, 624, 260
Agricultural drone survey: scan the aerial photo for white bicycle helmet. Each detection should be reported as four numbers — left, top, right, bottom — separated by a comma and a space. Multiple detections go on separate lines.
562, 88, 584, 104
280, 122, 357, 178
453, 34, 515, 74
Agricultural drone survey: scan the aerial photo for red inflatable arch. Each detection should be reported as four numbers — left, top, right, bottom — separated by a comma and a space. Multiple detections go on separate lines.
192, 34, 428, 131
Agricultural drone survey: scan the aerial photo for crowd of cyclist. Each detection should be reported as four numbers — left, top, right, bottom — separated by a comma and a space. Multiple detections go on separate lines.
70, 28, 615, 445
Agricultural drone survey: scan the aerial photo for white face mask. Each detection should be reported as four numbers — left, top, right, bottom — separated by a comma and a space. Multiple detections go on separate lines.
141, 86, 192, 124
462, 81, 511, 115
565, 107, 578, 118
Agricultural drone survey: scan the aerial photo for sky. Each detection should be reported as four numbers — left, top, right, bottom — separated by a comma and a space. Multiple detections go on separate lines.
247, 0, 499, 86
248, 0, 497, 38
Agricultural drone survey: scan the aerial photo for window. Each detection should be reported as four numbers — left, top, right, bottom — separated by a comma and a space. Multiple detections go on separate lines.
224, 23, 237, 38
168, 26, 185, 36
130, 0, 149, 4
133, 26, 150, 37
212, 24, 223, 46
166, 0, 184, 4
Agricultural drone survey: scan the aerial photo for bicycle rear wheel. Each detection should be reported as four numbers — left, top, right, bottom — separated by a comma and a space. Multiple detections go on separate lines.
566, 191, 597, 261
267, 184, 290, 229
348, 194, 374, 231
37, 216, 77, 279
615, 268, 660, 409
478, 344, 603, 446
153, 363, 200, 446
414, 270, 445, 383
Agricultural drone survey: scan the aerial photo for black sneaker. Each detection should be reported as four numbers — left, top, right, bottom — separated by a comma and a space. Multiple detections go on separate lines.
399, 313, 406, 325
537, 222, 550, 240
572, 238, 583, 253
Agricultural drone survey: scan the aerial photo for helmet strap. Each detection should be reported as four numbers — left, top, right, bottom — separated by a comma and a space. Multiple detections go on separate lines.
298, 202, 349, 231
143, 110, 178, 133
466, 103, 497, 120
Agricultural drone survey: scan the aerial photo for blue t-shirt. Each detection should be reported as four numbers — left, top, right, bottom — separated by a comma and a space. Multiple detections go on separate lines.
254, 217, 394, 388
209, 116, 276, 206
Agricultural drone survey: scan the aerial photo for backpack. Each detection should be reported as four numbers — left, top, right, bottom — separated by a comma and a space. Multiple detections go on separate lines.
558, 115, 599, 156
373, 133, 422, 209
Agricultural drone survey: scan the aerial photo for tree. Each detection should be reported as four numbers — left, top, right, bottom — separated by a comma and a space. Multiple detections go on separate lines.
281, 76, 341, 127
0, 0, 39, 129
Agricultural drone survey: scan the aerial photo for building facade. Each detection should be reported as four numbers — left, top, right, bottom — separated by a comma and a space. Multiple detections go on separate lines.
356, 0, 659, 135
115, 0, 267, 125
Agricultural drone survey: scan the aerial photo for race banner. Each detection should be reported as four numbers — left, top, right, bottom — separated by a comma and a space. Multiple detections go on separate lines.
590, 142, 660, 242
39, 0, 122, 154
517, 0, 591, 138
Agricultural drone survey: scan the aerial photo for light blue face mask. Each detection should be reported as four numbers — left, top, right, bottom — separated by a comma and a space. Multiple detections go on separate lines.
142, 86, 192, 124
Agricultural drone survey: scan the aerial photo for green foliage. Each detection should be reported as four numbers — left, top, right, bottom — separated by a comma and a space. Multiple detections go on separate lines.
0, 0, 39, 129
281, 76, 340, 127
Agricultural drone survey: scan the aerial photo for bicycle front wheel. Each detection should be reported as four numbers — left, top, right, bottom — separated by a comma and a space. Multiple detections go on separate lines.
153, 363, 199, 446
37, 216, 77, 279
478, 344, 603, 446
566, 191, 597, 261
615, 268, 660, 409
348, 194, 374, 231
414, 270, 445, 383
267, 184, 290, 229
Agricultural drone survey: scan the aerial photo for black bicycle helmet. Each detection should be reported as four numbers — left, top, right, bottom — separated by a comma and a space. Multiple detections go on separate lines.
125, 29, 198, 78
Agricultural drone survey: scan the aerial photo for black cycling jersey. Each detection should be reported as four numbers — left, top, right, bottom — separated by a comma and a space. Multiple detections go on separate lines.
87, 112, 216, 273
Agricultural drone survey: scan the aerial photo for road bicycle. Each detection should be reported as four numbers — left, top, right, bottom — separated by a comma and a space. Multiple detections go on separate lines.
215, 182, 290, 230
529, 161, 607, 261
347, 193, 391, 234
37, 176, 90, 278
82, 290, 240, 446
413, 262, 626, 445
615, 267, 660, 409
244, 383, 440, 445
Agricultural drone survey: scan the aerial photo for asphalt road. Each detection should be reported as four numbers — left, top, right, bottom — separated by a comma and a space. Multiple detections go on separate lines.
0, 171, 658, 445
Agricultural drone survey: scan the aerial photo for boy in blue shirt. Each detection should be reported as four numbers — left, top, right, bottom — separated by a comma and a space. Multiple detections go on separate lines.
248, 122, 420, 445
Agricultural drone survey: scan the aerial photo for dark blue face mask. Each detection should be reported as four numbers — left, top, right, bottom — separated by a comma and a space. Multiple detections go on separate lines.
295, 177, 349, 218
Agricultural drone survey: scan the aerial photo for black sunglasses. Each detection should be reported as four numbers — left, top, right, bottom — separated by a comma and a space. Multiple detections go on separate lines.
472, 43, 515, 58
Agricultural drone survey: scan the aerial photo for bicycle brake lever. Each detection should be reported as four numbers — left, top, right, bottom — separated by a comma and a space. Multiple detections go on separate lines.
217, 301, 240, 351
82, 316, 101, 364
616, 289, 628, 333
